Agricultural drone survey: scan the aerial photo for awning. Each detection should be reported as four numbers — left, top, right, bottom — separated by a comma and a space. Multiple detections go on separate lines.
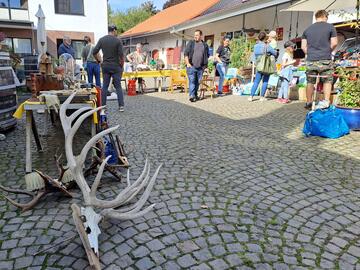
171, 0, 291, 33
280, 0, 356, 12
0, 20, 33, 29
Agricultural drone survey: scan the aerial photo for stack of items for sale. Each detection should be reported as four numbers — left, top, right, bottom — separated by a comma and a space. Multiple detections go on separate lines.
0, 51, 17, 131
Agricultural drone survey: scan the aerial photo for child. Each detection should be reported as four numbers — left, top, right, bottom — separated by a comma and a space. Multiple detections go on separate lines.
277, 41, 296, 104
267, 31, 278, 50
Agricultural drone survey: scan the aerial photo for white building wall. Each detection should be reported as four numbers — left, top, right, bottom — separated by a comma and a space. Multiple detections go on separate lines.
28, 0, 108, 43
127, 2, 315, 65
184, 3, 313, 60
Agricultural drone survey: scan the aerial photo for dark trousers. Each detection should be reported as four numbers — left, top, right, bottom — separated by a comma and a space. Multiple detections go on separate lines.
86, 62, 101, 87
101, 65, 124, 107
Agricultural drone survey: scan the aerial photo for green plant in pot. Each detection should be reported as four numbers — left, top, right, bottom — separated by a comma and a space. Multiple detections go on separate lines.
335, 68, 360, 130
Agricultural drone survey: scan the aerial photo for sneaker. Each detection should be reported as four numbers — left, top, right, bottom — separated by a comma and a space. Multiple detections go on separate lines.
119, 106, 124, 112
276, 98, 283, 103
247, 96, 254, 102
216, 92, 224, 97
260, 97, 267, 102
281, 99, 290, 104
315, 100, 330, 110
195, 96, 200, 101
189, 97, 196, 102
304, 102, 312, 109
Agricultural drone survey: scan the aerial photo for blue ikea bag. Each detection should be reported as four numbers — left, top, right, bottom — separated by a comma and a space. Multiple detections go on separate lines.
303, 106, 350, 139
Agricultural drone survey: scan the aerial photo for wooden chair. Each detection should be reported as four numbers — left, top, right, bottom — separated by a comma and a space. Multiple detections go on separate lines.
169, 70, 188, 93
199, 70, 216, 99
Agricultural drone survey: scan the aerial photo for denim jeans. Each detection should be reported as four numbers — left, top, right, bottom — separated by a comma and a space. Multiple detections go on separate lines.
216, 62, 228, 93
278, 79, 289, 99
186, 66, 203, 98
250, 71, 270, 97
102, 65, 124, 107
86, 62, 101, 87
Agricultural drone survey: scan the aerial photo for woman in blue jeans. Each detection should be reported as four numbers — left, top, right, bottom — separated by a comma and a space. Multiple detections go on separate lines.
248, 32, 278, 102
215, 37, 231, 95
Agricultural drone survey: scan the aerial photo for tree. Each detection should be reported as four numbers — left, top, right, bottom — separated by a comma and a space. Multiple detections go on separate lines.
163, 0, 188, 9
141, 1, 158, 15
109, 7, 153, 34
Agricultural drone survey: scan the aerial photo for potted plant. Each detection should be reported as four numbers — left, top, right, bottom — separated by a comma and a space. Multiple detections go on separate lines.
335, 68, 360, 130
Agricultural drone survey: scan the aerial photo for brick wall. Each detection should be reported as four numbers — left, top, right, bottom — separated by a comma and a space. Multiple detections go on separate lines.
46, 30, 94, 57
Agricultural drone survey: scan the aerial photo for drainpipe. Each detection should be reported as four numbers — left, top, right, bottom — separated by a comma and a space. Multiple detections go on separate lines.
7, 0, 11, 20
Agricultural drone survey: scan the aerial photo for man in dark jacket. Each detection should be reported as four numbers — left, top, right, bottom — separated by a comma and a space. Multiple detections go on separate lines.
58, 36, 75, 58
184, 30, 209, 102
93, 25, 125, 112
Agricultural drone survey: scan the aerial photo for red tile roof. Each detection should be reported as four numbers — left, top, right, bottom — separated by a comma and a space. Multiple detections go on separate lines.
121, 0, 220, 37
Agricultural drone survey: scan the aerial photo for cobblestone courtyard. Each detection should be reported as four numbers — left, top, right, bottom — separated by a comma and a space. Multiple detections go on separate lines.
1, 92, 360, 270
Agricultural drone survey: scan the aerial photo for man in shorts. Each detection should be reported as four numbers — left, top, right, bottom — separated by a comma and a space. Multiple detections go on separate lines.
301, 10, 338, 109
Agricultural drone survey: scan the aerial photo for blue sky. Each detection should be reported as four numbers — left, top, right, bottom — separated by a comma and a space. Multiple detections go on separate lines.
109, 0, 167, 11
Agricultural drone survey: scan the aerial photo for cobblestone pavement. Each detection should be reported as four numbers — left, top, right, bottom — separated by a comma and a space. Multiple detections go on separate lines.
1, 92, 360, 270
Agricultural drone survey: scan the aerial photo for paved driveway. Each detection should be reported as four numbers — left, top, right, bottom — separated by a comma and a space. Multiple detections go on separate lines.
1, 93, 360, 270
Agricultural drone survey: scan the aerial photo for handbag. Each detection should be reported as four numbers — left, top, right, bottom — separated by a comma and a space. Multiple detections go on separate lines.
303, 106, 350, 139
256, 45, 276, 75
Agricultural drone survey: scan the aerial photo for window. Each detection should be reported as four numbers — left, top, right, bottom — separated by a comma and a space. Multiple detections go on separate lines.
54, 0, 84, 15
0, 0, 28, 9
71, 40, 84, 59
4, 38, 32, 54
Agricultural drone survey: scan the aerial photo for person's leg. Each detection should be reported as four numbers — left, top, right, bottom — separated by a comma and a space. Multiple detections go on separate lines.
87, 63, 94, 84
320, 63, 334, 101
112, 68, 124, 107
260, 74, 270, 97
216, 63, 225, 93
278, 79, 285, 99
195, 68, 203, 98
186, 67, 196, 98
94, 63, 101, 87
282, 79, 290, 100
101, 68, 111, 106
250, 72, 262, 97
306, 63, 317, 103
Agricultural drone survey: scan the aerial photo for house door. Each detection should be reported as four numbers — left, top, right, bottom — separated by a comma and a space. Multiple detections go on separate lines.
152, 49, 159, 60
166, 48, 174, 65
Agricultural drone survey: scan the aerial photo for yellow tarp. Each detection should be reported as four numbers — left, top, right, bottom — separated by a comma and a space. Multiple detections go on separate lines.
13, 100, 98, 124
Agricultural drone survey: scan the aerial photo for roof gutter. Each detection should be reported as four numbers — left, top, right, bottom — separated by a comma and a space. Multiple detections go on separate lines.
121, 29, 170, 39
171, 0, 291, 33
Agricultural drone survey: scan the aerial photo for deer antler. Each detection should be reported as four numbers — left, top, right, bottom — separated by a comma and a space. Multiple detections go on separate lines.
60, 91, 161, 266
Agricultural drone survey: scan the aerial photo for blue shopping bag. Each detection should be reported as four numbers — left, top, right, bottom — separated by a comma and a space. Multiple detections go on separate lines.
303, 106, 350, 139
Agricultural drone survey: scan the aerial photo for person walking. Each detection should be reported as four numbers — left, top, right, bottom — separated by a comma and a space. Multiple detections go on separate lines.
277, 41, 296, 104
248, 32, 278, 102
215, 37, 231, 96
301, 10, 337, 110
82, 36, 101, 87
58, 36, 75, 58
93, 25, 125, 112
184, 30, 209, 102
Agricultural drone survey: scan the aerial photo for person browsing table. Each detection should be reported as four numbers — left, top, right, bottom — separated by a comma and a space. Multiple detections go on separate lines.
93, 25, 125, 112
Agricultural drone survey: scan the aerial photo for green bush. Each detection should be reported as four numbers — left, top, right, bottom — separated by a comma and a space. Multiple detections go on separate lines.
337, 68, 360, 108
229, 37, 255, 69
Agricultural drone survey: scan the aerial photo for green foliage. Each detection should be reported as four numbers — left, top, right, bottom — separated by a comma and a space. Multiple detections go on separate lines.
109, 6, 153, 34
229, 37, 254, 69
141, 1, 158, 14
163, 0, 187, 9
207, 58, 215, 74
337, 68, 360, 108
